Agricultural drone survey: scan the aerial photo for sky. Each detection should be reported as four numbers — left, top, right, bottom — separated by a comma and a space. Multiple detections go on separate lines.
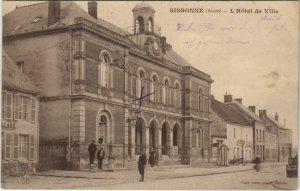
3, 1, 299, 147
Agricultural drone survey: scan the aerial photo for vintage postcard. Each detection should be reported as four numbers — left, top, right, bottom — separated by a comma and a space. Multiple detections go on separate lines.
1, 0, 299, 190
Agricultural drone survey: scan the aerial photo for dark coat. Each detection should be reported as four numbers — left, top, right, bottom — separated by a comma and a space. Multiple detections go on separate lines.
88, 143, 97, 155
138, 153, 147, 167
97, 150, 105, 160
148, 150, 156, 165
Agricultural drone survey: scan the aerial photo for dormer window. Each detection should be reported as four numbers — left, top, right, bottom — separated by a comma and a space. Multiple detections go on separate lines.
32, 17, 41, 23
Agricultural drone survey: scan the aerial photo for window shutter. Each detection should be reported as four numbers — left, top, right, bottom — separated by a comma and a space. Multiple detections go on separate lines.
2, 91, 6, 119
13, 134, 19, 159
2, 133, 4, 159
6, 93, 13, 119
5, 134, 11, 159
80, 59, 85, 80
25, 97, 30, 121
14, 94, 19, 120
29, 135, 35, 160
31, 97, 36, 122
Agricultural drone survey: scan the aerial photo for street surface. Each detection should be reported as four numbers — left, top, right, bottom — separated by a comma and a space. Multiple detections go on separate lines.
1, 164, 297, 190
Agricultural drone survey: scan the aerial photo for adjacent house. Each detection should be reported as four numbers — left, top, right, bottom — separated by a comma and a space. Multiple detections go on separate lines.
211, 98, 253, 163
2, 51, 39, 175
224, 94, 266, 160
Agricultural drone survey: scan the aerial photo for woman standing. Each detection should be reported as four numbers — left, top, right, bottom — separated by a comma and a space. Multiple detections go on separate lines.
148, 147, 156, 167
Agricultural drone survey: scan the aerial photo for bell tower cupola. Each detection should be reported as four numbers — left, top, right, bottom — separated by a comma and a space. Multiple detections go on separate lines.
132, 3, 155, 34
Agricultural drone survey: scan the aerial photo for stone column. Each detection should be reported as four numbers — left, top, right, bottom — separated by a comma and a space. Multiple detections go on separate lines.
131, 122, 136, 159
184, 119, 192, 164
169, 128, 173, 157
123, 110, 129, 165
145, 126, 150, 154
158, 128, 162, 160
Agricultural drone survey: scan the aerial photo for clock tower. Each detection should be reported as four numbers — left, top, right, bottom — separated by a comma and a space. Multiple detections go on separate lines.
128, 3, 164, 58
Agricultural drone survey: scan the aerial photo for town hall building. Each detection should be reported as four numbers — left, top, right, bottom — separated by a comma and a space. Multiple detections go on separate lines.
3, 1, 213, 169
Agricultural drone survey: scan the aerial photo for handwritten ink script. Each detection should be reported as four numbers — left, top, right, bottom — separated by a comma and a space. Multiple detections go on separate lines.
174, 8, 288, 48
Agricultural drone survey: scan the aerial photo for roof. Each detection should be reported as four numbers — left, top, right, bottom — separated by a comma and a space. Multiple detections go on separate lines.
3, 2, 127, 36
133, 3, 154, 11
2, 51, 39, 94
266, 114, 289, 130
164, 48, 192, 67
3, 2, 206, 70
227, 100, 264, 123
211, 99, 251, 126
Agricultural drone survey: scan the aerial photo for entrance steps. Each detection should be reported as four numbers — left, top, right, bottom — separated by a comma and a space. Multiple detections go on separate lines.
191, 159, 217, 168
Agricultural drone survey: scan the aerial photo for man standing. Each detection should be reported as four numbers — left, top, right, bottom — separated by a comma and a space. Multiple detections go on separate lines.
97, 147, 105, 170
138, 149, 147, 182
88, 140, 97, 167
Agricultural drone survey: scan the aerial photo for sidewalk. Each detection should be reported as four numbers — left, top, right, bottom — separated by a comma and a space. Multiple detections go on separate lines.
38, 162, 286, 181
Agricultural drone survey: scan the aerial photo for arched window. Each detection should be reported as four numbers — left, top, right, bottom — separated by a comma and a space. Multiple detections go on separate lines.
148, 17, 153, 32
150, 75, 158, 102
98, 53, 110, 88
174, 83, 181, 108
137, 70, 145, 97
163, 79, 169, 105
198, 88, 203, 111
99, 115, 107, 143
136, 16, 144, 34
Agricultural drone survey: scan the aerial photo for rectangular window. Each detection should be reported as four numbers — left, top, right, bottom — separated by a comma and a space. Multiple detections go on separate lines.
31, 97, 36, 122
2, 91, 6, 119
73, 60, 80, 80
234, 128, 236, 139
81, 40, 85, 52
14, 94, 19, 120
233, 147, 236, 158
5, 134, 11, 159
74, 39, 79, 52
80, 59, 85, 80
29, 135, 35, 160
13, 134, 19, 159
6, 92, 13, 119
16, 61, 24, 72
19, 135, 29, 159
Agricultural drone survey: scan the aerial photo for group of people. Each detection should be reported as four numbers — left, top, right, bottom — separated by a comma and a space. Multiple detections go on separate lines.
88, 140, 106, 170
88, 139, 157, 182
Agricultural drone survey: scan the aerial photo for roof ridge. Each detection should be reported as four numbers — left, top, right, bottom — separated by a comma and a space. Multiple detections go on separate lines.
16, 2, 48, 9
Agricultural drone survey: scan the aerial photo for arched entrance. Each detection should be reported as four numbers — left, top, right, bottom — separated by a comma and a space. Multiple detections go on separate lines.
161, 122, 171, 155
149, 120, 159, 149
96, 110, 113, 144
172, 123, 182, 156
135, 117, 146, 154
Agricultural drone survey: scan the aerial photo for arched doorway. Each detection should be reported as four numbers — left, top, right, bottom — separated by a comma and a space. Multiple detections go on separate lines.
135, 117, 146, 154
161, 122, 171, 155
96, 110, 112, 145
172, 123, 182, 156
149, 120, 159, 149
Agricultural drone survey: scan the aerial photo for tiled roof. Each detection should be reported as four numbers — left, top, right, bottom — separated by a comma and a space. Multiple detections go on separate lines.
3, 2, 127, 36
3, 1, 200, 69
227, 100, 264, 123
165, 48, 192, 67
266, 114, 285, 129
211, 99, 251, 126
2, 51, 39, 94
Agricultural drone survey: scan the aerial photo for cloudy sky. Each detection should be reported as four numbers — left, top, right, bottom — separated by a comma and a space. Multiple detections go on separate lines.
3, 1, 299, 146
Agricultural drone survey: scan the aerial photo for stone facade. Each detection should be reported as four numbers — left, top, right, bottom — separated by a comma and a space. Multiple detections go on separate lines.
3, 2, 213, 170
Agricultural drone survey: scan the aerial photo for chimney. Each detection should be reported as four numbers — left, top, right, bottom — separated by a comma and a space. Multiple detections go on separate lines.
161, 36, 166, 54
48, 1, 61, 26
88, 1, 98, 19
248, 106, 256, 113
259, 110, 266, 119
234, 98, 242, 104
224, 94, 232, 103
275, 112, 279, 121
